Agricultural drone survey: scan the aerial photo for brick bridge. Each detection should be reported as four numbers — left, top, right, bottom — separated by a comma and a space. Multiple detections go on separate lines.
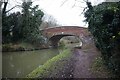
41, 26, 89, 48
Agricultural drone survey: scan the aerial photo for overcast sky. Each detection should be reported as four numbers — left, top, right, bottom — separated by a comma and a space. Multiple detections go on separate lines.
6, 0, 105, 27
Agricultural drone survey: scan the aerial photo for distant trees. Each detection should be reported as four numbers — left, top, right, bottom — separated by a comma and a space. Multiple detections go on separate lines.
40, 15, 59, 29
84, 2, 120, 77
2, 1, 44, 44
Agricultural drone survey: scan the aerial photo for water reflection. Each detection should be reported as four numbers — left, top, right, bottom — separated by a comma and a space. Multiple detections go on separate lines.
2, 49, 59, 78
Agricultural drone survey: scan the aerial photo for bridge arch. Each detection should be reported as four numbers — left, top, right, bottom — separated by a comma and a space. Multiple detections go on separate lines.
41, 26, 88, 48
49, 34, 81, 48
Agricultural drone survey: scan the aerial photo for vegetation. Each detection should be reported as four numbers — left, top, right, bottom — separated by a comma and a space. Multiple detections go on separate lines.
2, 1, 44, 45
84, 2, 120, 77
91, 56, 114, 78
27, 49, 71, 78
2, 42, 48, 52
58, 40, 66, 49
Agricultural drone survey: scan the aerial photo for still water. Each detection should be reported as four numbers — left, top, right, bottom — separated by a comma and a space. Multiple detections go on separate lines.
2, 49, 59, 78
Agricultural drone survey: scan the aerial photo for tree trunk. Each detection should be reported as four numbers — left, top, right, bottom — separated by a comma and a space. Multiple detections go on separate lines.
2, 2, 8, 14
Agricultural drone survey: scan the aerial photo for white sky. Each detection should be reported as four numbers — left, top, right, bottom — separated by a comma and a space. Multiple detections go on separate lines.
6, 0, 105, 27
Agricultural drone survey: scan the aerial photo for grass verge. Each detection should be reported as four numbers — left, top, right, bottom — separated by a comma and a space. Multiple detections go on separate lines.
26, 49, 72, 78
91, 56, 114, 78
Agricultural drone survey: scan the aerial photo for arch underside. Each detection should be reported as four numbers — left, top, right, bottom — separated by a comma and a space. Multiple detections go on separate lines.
49, 34, 80, 48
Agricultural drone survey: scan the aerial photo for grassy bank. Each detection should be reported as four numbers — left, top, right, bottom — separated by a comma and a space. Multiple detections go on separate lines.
91, 56, 115, 78
26, 48, 72, 78
2, 42, 48, 52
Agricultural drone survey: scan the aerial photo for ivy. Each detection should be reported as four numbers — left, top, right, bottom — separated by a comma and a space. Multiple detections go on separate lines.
84, 2, 120, 77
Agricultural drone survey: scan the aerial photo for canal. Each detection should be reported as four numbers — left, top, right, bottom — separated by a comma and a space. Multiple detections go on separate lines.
2, 49, 60, 78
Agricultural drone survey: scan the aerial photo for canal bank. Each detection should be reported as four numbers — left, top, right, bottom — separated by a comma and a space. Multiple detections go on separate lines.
2, 42, 49, 52
27, 48, 73, 78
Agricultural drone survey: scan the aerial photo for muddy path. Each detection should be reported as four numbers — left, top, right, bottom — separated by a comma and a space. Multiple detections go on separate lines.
72, 47, 99, 78
71, 35, 111, 78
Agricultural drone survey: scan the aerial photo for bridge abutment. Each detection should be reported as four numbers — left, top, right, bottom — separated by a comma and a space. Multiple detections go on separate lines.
49, 37, 61, 48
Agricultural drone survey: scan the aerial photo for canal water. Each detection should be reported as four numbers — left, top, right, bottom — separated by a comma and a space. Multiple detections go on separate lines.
2, 49, 59, 78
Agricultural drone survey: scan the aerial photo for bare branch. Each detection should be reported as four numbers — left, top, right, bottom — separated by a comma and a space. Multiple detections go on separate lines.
71, 3, 74, 8
60, 0, 88, 9
71, 0, 86, 8
5, 5, 21, 13
14, 0, 22, 5
79, 7, 87, 16
60, 0, 69, 7
83, 0, 88, 2
75, 0, 85, 3
32, 0, 40, 3
73, 5, 86, 8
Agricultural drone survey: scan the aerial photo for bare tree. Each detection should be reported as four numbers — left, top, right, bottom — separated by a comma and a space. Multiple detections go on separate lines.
40, 14, 59, 29
60, 0, 87, 8
2, 0, 22, 14
2, 0, 8, 14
